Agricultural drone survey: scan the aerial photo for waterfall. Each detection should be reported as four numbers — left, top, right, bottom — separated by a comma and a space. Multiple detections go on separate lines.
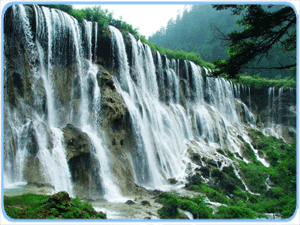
4, 5, 295, 201
109, 25, 258, 190
190, 61, 204, 102
155, 51, 166, 102
264, 86, 285, 138
110, 26, 165, 188
78, 26, 122, 200
4, 5, 120, 200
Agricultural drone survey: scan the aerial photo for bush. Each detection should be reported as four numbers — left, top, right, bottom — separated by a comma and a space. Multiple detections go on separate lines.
157, 194, 179, 219
4, 192, 106, 219
239, 161, 268, 193
215, 201, 256, 219
180, 196, 213, 219
228, 74, 296, 89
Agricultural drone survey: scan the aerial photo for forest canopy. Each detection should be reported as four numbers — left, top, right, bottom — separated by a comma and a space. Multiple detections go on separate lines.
212, 4, 296, 78
149, 4, 296, 79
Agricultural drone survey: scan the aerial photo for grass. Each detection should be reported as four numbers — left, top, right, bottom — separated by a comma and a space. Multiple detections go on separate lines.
4, 192, 106, 219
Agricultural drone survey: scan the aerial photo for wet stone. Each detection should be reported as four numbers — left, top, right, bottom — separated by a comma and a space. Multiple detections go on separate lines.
125, 200, 135, 205
141, 200, 151, 206
168, 178, 178, 184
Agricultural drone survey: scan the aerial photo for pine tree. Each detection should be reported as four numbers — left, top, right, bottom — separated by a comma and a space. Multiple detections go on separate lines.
212, 5, 296, 78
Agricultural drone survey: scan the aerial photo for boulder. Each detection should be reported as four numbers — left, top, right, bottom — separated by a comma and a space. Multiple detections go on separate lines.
62, 124, 102, 199
125, 200, 135, 205
62, 124, 91, 162
141, 200, 151, 206
47, 191, 70, 205
187, 173, 202, 186
168, 178, 178, 184
199, 167, 210, 178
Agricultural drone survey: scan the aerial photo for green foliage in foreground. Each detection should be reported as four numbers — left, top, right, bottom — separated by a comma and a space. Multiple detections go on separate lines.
158, 130, 296, 219
227, 74, 296, 89
4, 192, 106, 219
157, 192, 213, 219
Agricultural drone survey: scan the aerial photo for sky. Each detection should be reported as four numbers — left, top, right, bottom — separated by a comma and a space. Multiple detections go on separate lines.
73, 3, 188, 38
70, 0, 299, 38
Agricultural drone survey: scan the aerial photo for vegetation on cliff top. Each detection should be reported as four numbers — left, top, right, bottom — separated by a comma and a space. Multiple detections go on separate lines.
149, 4, 296, 80
227, 73, 296, 89
37, 4, 214, 69
4, 191, 106, 219
37, 4, 296, 88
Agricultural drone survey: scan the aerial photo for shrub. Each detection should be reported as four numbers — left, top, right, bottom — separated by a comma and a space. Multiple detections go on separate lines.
216, 202, 256, 219
228, 74, 296, 89
157, 194, 179, 219
4, 192, 106, 219
239, 161, 268, 193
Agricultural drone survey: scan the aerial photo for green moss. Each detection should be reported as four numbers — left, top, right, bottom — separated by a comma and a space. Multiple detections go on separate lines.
217, 149, 225, 156
4, 192, 106, 219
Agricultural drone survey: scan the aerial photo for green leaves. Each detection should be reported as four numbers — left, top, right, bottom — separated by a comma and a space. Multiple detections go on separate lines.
157, 193, 213, 219
216, 202, 256, 219
4, 193, 106, 219
228, 75, 296, 88
212, 5, 296, 78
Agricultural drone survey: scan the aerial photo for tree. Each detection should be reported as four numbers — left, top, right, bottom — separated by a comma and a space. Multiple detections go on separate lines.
212, 5, 296, 78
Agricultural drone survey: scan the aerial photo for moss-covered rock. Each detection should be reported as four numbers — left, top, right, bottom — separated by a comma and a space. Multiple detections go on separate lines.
4, 192, 106, 219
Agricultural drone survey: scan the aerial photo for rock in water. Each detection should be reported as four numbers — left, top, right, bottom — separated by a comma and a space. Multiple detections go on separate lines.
141, 200, 151, 206
125, 200, 135, 205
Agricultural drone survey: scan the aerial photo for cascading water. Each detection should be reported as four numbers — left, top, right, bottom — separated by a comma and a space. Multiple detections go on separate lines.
264, 86, 287, 139
110, 27, 165, 188
109, 25, 261, 192
4, 5, 296, 204
79, 24, 122, 200
4, 5, 121, 200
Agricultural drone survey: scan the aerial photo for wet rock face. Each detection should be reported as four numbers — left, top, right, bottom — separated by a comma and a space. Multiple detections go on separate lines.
68, 153, 102, 199
23, 121, 53, 184
95, 28, 113, 67
247, 87, 296, 130
98, 68, 129, 130
97, 67, 136, 196
23, 156, 45, 183
62, 124, 102, 199
62, 124, 91, 161
4, 23, 35, 110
